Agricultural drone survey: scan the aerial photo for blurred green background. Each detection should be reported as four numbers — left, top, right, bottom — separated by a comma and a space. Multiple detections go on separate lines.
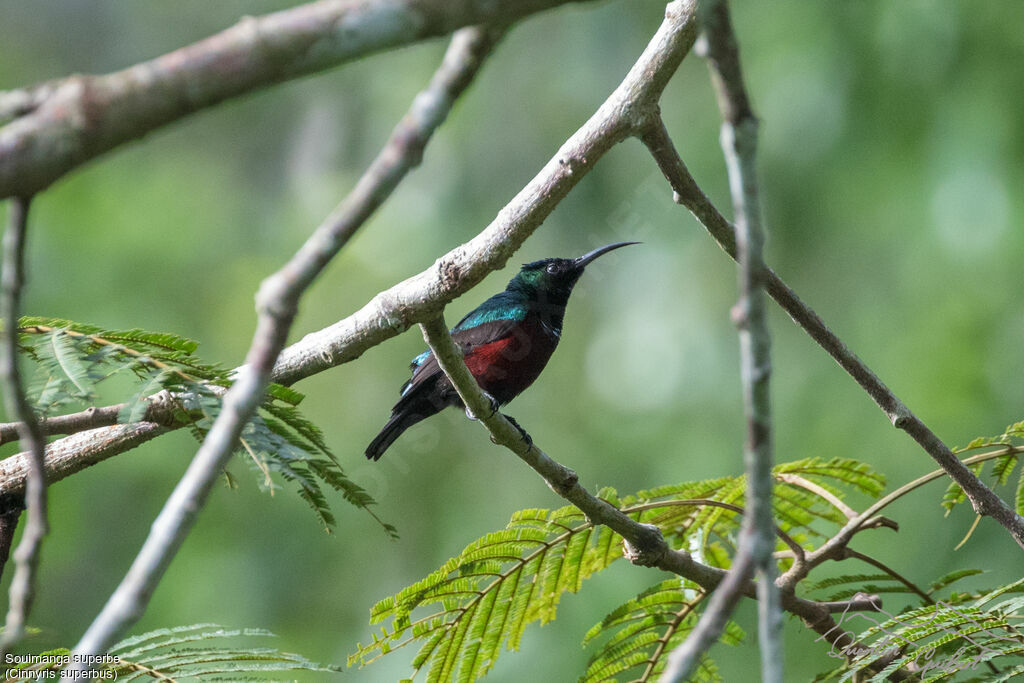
2, 0, 1023, 680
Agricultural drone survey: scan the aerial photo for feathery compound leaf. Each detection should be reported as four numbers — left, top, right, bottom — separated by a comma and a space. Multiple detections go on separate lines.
774, 457, 886, 497
928, 569, 985, 595
110, 623, 341, 680
991, 453, 1019, 487
23, 329, 103, 414
355, 458, 889, 681
15, 315, 383, 535
942, 461, 985, 514
351, 502, 628, 681
6, 624, 340, 680
825, 597, 1024, 682
265, 382, 305, 406
96, 328, 199, 354
957, 419, 1024, 452
18, 316, 103, 335
1017, 470, 1024, 517
580, 579, 743, 683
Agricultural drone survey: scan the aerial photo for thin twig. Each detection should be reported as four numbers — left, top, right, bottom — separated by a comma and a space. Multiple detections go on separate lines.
0, 0, 604, 199
0, 196, 48, 653
857, 446, 1022, 527
65, 26, 505, 672
1, 404, 127, 444
662, 2, 781, 680
775, 446, 1021, 593
845, 548, 932, 604
661, 549, 757, 682
640, 103, 1024, 551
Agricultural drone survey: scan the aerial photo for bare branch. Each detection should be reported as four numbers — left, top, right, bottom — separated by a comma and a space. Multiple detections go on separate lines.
1, 404, 128, 445
640, 94, 1024, 551
0, 0, 606, 199
661, 1, 781, 679
65, 25, 505, 668
0, 197, 48, 653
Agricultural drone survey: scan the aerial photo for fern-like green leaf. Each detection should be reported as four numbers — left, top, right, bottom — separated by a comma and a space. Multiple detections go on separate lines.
16, 316, 386, 535
580, 579, 743, 683
265, 382, 305, 407
353, 459, 883, 681
1017, 469, 1024, 517
928, 569, 984, 595
942, 462, 985, 514
350, 503, 625, 681
823, 596, 1024, 682
3, 623, 340, 681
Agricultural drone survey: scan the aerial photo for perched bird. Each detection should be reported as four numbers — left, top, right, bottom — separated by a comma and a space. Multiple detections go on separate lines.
365, 241, 638, 460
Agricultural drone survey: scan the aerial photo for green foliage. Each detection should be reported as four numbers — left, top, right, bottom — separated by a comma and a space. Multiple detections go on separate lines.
819, 588, 1024, 682
943, 421, 1024, 517
3, 624, 340, 681
351, 458, 882, 681
809, 575, 1024, 681
579, 579, 743, 683
15, 317, 393, 536
350, 501, 623, 682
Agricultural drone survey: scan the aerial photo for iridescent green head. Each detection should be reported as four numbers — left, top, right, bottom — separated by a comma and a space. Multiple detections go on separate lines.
507, 241, 639, 304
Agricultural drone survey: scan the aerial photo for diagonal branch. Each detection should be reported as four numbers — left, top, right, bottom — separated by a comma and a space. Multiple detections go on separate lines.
65, 25, 505, 669
419, 315, 886, 672
0, 197, 48, 653
640, 103, 1024, 551
661, 1, 781, 679
0, 0, 605, 199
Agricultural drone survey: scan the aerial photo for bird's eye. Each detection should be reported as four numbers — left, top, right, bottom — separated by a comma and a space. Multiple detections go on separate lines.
545, 263, 559, 275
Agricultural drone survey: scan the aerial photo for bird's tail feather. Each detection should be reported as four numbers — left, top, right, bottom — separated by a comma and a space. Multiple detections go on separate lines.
365, 394, 445, 461
365, 412, 414, 461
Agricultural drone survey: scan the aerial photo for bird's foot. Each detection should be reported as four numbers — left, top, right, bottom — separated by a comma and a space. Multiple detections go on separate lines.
504, 414, 533, 449
465, 391, 500, 422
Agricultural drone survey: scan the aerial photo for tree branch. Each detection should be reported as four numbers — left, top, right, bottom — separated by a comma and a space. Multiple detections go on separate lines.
419, 314, 886, 672
65, 25, 505, 670
778, 447, 1019, 590
1, 405, 123, 445
662, 2, 781, 679
0, 197, 48, 653
640, 103, 1024, 550
0, 0, 605, 199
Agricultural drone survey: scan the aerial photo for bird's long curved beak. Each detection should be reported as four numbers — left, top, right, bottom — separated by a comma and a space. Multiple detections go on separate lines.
573, 241, 640, 269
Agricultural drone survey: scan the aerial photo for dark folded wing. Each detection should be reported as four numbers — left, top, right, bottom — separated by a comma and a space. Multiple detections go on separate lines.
401, 317, 522, 396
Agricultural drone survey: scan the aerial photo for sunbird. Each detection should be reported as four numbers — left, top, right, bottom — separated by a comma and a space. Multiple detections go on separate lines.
365, 241, 638, 460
